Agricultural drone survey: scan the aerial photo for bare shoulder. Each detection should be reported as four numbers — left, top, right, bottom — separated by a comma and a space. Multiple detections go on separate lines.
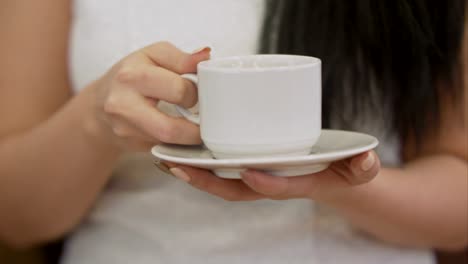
0, 0, 72, 137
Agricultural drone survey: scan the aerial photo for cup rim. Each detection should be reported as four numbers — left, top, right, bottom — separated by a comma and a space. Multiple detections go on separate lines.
198, 54, 321, 73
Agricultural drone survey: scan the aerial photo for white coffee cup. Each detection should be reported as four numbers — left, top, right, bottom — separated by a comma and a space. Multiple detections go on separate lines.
177, 54, 321, 159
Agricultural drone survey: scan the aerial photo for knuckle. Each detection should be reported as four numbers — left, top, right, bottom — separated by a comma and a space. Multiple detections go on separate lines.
137, 69, 151, 84
116, 66, 143, 84
112, 126, 130, 138
155, 41, 174, 50
115, 67, 135, 84
103, 95, 123, 114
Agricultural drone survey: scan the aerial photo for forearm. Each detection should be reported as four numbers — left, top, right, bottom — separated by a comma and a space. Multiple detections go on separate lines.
328, 155, 468, 251
0, 85, 121, 248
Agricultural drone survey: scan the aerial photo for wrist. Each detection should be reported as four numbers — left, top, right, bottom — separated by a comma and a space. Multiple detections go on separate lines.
78, 81, 123, 156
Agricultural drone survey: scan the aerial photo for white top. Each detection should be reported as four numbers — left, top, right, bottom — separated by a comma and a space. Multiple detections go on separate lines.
62, 1, 434, 263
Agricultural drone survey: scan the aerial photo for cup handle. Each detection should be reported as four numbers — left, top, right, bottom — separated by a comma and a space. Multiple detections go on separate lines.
176, 74, 200, 125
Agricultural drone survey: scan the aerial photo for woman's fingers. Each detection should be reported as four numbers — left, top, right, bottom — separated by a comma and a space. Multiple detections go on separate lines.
241, 169, 349, 200
95, 41, 210, 151
116, 65, 198, 108
165, 152, 380, 201
128, 102, 202, 145
240, 151, 380, 200
104, 90, 201, 145
107, 114, 155, 142
142, 41, 210, 74
240, 171, 292, 198
169, 165, 264, 201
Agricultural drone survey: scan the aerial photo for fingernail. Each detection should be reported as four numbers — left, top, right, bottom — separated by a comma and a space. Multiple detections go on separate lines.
170, 167, 191, 182
191, 46, 211, 55
154, 160, 171, 175
361, 153, 375, 171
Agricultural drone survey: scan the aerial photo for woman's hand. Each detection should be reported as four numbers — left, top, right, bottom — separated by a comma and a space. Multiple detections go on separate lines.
88, 42, 210, 151
166, 151, 380, 201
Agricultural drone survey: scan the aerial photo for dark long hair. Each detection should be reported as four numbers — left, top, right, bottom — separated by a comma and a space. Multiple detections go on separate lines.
261, 0, 466, 146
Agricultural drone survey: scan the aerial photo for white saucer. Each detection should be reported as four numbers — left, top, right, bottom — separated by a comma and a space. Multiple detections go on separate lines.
151, 130, 378, 179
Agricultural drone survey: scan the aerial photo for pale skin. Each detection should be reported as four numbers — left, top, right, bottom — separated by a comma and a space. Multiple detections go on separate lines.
0, 0, 466, 253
